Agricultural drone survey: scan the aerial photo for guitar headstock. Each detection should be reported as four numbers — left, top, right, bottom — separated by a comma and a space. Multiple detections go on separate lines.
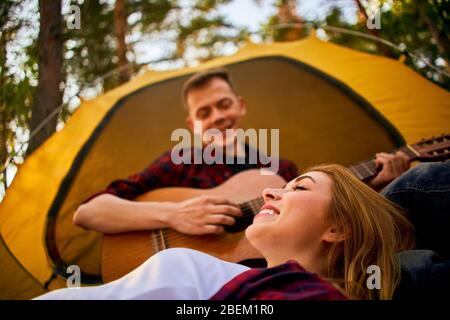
409, 134, 450, 162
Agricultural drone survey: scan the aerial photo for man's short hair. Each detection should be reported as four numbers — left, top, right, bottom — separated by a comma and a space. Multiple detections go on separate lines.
181, 68, 238, 110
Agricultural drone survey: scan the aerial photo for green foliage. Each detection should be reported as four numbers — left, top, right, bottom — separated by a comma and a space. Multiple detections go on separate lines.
322, 7, 377, 53
63, 0, 243, 93
260, 0, 449, 90
130, 0, 173, 30
64, 0, 118, 92
0, 0, 38, 193
174, 8, 247, 63
321, 1, 450, 90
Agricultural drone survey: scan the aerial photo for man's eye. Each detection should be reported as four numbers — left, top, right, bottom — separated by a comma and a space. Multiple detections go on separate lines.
218, 99, 231, 109
197, 109, 210, 119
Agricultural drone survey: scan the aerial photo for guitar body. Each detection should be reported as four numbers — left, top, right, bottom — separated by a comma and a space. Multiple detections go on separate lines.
101, 169, 287, 283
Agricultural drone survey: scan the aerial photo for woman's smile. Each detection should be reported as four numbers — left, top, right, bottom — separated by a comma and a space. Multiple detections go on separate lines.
254, 204, 280, 222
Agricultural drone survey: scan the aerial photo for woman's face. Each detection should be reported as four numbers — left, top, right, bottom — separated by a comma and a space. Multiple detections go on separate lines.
246, 171, 335, 258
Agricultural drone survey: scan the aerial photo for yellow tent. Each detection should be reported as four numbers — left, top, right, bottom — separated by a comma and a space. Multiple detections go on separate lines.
1, 36, 449, 299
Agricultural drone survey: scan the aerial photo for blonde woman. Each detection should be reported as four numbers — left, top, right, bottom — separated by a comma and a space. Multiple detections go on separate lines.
36, 164, 414, 300
213, 164, 415, 300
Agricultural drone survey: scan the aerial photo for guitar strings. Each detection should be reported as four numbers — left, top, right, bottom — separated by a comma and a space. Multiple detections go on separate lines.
350, 161, 376, 175
149, 140, 438, 248
349, 161, 378, 180
144, 196, 265, 248
349, 146, 414, 180
160, 205, 259, 247
156, 200, 264, 247
156, 139, 441, 249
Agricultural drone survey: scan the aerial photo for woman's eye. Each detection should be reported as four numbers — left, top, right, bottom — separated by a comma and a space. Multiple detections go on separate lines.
294, 185, 307, 191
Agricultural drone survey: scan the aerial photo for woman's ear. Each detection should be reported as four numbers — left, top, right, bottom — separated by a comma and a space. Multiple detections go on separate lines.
322, 226, 347, 244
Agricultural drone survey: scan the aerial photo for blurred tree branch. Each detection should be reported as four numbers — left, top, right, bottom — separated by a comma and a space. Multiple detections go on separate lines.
353, 0, 393, 57
417, 0, 450, 72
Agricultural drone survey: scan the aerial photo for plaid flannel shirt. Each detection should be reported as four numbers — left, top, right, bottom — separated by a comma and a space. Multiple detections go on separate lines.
85, 146, 298, 202
210, 260, 348, 300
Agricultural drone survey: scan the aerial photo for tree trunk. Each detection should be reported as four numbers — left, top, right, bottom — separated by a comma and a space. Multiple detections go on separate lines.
0, 21, 9, 175
353, 0, 393, 58
354, 0, 368, 21
114, 0, 130, 84
417, 0, 450, 72
27, 0, 63, 156
0, 115, 8, 191
276, 0, 305, 41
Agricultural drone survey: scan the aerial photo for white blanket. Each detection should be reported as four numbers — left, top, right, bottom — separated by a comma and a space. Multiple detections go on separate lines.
34, 248, 249, 300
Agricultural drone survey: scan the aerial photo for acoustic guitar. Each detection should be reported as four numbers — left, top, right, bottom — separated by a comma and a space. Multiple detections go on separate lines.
102, 134, 449, 282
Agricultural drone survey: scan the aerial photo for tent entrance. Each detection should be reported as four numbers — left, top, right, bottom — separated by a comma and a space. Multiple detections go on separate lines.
44, 56, 404, 285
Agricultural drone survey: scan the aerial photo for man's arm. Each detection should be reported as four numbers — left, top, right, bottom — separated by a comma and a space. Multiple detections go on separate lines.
73, 194, 173, 233
73, 148, 243, 235
367, 151, 411, 191
73, 194, 242, 235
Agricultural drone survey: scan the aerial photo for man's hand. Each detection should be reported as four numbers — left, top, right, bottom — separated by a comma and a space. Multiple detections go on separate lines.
166, 195, 243, 235
367, 151, 411, 191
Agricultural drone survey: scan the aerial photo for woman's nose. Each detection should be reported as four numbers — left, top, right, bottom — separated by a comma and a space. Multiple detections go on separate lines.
263, 188, 283, 201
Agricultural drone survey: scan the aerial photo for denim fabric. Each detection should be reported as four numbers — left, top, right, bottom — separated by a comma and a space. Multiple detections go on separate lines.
396, 250, 450, 299
382, 161, 450, 259
381, 161, 450, 299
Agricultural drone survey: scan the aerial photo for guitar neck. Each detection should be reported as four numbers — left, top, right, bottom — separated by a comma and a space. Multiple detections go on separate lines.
235, 145, 418, 215
233, 134, 448, 216
348, 145, 419, 181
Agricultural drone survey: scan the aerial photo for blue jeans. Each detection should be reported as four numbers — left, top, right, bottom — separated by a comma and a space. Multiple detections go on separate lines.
381, 161, 450, 299
395, 250, 450, 299
382, 160, 450, 258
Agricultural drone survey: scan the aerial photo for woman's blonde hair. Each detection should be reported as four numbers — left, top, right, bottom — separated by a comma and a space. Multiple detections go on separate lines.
306, 164, 415, 300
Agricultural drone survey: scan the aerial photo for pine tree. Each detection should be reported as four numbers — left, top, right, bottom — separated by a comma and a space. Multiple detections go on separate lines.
27, 0, 63, 155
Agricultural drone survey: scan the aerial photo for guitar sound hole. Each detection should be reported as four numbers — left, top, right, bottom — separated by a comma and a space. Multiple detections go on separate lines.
224, 215, 253, 233
238, 258, 267, 268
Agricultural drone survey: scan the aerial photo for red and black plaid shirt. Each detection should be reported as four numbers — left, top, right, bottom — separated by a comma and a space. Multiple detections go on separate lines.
210, 260, 348, 300
86, 146, 298, 202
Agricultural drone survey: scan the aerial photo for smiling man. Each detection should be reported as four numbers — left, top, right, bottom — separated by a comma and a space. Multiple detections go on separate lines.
73, 69, 298, 236
73, 68, 409, 237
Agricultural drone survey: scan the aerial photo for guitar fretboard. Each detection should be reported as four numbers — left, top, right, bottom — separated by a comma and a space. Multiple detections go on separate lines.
239, 197, 264, 216
348, 145, 419, 181
224, 197, 264, 232
233, 144, 422, 225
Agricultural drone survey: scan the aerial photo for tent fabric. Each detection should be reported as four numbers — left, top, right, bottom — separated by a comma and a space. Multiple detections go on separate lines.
0, 35, 449, 299
0, 236, 46, 299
